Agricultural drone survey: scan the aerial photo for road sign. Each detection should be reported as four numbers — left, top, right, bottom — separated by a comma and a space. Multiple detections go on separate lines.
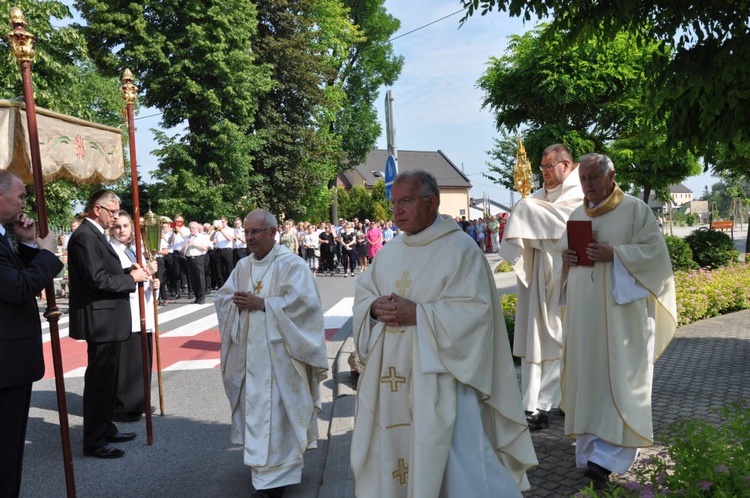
385, 155, 397, 200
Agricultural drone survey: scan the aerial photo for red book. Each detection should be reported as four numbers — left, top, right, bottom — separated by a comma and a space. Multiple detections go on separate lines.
567, 220, 594, 267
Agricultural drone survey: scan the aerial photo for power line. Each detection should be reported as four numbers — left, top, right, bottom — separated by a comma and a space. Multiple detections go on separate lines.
388, 8, 466, 43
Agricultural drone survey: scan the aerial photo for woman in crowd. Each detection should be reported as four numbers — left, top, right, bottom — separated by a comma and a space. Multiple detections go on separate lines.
340, 222, 357, 277
109, 211, 159, 422
366, 219, 383, 262
302, 224, 319, 276
318, 223, 336, 276
279, 219, 299, 255
355, 222, 368, 272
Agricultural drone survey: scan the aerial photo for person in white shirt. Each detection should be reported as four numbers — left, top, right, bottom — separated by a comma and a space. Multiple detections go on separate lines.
184, 221, 212, 304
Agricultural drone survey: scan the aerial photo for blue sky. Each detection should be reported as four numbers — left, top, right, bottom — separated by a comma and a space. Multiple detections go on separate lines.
60, 0, 718, 203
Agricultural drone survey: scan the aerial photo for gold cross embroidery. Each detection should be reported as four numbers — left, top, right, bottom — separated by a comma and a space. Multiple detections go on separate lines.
253, 280, 263, 294
392, 458, 409, 485
394, 271, 412, 297
380, 366, 406, 392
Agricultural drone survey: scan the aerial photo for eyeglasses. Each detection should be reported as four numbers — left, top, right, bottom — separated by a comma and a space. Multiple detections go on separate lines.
245, 227, 272, 236
540, 160, 565, 171
389, 195, 432, 211
96, 205, 119, 217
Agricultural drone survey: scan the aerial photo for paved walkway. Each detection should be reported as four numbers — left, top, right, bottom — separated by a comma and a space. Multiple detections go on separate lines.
315, 250, 750, 497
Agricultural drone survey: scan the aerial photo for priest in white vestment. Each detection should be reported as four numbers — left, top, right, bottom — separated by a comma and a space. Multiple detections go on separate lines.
559, 154, 677, 486
215, 209, 328, 498
352, 170, 537, 498
499, 144, 583, 430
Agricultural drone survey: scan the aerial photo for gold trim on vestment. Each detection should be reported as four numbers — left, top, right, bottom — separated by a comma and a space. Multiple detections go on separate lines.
392, 458, 409, 485
583, 184, 625, 218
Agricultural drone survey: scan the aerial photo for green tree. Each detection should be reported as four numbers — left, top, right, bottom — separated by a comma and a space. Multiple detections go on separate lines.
1, 1, 126, 227
461, 0, 750, 161
483, 130, 521, 191
76, 0, 272, 220
478, 25, 699, 199
370, 179, 390, 221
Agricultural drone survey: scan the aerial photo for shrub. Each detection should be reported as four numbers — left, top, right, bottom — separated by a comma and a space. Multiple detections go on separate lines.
500, 294, 516, 351
685, 213, 697, 226
495, 259, 513, 273
684, 227, 738, 269
664, 235, 699, 271
674, 264, 750, 325
574, 402, 750, 497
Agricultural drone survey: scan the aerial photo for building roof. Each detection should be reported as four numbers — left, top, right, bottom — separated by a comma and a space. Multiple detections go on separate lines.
339, 149, 472, 189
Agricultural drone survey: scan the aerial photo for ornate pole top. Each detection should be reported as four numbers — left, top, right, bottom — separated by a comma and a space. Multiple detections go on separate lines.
120, 68, 138, 106
7, 7, 35, 63
513, 135, 534, 199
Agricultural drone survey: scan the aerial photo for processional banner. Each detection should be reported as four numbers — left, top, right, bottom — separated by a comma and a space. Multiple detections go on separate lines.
0, 100, 124, 184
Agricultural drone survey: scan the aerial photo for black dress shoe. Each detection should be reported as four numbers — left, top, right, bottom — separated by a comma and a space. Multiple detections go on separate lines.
83, 444, 125, 459
194, 298, 205, 305
526, 409, 549, 430
585, 461, 611, 486
106, 431, 137, 443
112, 412, 141, 423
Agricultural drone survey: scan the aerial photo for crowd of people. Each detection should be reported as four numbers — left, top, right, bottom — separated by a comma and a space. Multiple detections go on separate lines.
1, 151, 677, 497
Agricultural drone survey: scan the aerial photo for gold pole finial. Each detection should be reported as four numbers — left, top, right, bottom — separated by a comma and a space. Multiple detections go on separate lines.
120, 68, 138, 106
7, 7, 35, 63
513, 135, 534, 199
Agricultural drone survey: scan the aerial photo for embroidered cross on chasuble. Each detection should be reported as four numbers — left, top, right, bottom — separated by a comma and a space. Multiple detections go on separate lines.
394, 271, 412, 296
253, 280, 263, 294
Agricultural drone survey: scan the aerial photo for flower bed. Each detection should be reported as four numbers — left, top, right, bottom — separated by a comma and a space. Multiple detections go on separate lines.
674, 264, 750, 326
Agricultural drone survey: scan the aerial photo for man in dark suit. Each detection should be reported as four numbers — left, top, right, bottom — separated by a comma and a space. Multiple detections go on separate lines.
0, 171, 63, 498
68, 190, 149, 459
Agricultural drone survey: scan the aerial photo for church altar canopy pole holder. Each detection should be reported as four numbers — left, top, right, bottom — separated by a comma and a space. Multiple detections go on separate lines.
121, 69, 155, 444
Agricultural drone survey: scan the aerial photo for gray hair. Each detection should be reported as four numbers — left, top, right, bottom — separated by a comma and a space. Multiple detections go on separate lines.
87, 189, 121, 211
245, 209, 278, 229
579, 153, 614, 174
0, 170, 21, 193
393, 169, 440, 201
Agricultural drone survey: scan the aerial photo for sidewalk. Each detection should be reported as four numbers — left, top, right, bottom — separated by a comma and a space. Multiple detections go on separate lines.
314, 252, 750, 497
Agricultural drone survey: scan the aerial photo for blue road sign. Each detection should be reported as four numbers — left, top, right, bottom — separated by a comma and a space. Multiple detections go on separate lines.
385, 155, 397, 200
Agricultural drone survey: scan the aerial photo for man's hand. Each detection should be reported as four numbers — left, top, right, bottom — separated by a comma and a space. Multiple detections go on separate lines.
37, 231, 58, 253
562, 249, 578, 271
370, 293, 417, 327
130, 263, 149, 283
152, 278, 160, 290
232, 290, 264, 312
14, 213, 37, 244
586, 242, 614, 263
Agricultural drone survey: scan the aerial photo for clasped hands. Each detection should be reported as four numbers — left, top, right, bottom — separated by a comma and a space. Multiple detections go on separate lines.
232, 290, 264, 312
562, 242, 614, 270
370, 293, 417, 327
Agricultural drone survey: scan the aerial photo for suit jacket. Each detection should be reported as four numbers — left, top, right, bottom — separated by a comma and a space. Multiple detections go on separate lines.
0, 238, 63, 388
68, 219, 136, 343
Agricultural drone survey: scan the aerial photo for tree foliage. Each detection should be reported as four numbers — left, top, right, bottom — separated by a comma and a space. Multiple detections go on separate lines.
76, 0, 272, 221
478, 25, 700, 198
1, 0, 126, 228
461, 0, 750, 164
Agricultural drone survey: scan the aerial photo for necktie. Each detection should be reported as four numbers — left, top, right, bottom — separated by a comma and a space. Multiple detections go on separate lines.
2, 232, 14, 253
124, 247, 137, 263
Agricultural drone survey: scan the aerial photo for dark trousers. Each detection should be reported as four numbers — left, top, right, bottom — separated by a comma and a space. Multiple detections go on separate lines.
320, 250, 334, 273
83, 341, 121, 449
170, 252, 191, 297
219, 247, 234, 284
208, 250, 219, 290
115, 332, 153, 417
233, 247, 248, 265
342, 248, 357, 273
0, 383, 32, 498
156, 257, 167, 300
187, 254, 206, 300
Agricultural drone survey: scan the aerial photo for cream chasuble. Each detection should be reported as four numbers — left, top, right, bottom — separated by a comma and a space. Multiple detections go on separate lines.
352, 215, 537, 498
499, 171, 583, 412
558, 190, 677, 455
215, 244, 328, 489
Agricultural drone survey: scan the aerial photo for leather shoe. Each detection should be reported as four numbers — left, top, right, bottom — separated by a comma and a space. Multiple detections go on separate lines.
83, 444, 125, 459
585, 461, 611, 486
526, 409, 549, 430
105, 431, 136, 443
194, 298, 205, 305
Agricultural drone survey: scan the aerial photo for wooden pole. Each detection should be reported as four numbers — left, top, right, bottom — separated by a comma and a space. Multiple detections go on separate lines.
153, 289, 165, 415
121, 69, 154, 444
6, 7, 76, 497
